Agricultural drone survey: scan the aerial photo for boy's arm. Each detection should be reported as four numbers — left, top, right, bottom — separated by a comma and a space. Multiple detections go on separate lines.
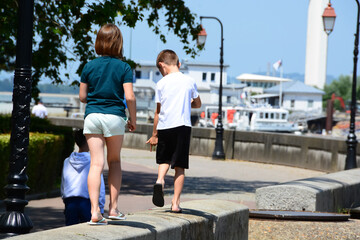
146, 103, 161, 152
191, 96, 202, 108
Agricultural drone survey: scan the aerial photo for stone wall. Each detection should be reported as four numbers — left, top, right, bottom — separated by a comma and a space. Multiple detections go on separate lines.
49, 117, 360, 172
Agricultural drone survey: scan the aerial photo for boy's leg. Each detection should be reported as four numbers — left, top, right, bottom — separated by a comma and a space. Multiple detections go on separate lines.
152, 163, 169, 207
86, 134, 106, 222
78, 198, 92, 223
156, 163, 170, 186
105, 135, 124, 216
172, 167, 185, 211
64, 198, 80, 226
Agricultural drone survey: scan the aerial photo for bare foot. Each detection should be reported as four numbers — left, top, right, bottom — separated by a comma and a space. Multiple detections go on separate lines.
91, 212, 104, 223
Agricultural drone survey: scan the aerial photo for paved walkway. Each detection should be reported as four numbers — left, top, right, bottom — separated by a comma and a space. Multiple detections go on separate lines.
1, 148, 359, 239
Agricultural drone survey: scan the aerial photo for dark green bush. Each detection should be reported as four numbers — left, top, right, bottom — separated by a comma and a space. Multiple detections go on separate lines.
0, 133, 65, 199
0, 114, 11, 133
0, 114, 74, 163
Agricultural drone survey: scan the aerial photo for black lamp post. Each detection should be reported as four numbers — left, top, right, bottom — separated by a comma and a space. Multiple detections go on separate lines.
345, 0, 360, 169
198, 16, 225, 160
0, 0, 34, 234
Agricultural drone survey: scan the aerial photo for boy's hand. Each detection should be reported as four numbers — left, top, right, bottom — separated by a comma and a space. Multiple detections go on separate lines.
146, 136, 158, 152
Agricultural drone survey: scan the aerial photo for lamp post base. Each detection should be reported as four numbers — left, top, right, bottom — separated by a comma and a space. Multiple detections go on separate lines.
212, 124, 225, 160
345, 134, 358, 170
0, 211, 33, 234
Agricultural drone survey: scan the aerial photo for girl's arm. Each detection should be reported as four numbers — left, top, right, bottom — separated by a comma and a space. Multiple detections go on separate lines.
124, 82, 136, 132
79, 82, 88, 103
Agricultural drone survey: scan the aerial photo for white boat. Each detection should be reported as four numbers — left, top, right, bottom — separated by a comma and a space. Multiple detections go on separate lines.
199, 105, 299, 133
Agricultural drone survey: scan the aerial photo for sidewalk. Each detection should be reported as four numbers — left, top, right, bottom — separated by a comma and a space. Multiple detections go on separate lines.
1, 148, 359, 239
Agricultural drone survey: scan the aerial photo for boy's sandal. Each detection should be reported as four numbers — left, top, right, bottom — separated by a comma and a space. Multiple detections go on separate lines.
152, 183, 164, 207
170, 204, 182, 213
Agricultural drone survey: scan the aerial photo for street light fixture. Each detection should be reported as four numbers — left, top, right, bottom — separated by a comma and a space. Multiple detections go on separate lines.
197, 25, 207, 47
322, 2, 336, 134
322, 2, 336, 35
344, 0, 360, 169
198, 16, 225, 160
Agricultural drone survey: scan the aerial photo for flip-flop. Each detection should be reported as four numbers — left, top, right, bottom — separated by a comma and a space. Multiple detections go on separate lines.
170, 204, 182, 213
108, 212, 126, 220
152, 183, 164, 207
88, 217, 108, 225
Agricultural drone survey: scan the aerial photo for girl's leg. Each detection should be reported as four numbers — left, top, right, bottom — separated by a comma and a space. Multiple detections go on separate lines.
172, 167, 185, 211
105, 135, 124, 216
86, 134, 106, 222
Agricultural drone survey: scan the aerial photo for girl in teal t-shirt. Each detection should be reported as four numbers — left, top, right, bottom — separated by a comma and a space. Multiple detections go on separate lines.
79, 23, 136, 225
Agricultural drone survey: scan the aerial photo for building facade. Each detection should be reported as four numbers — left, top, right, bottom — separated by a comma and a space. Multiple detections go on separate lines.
133, 59, 245, 108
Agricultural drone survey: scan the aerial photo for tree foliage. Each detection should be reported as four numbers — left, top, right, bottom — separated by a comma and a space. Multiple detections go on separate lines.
0, 0, 202, 100
323, 75, 360, 111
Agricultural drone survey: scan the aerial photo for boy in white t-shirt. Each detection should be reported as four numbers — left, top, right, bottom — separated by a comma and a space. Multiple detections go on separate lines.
146, 49, 201, 213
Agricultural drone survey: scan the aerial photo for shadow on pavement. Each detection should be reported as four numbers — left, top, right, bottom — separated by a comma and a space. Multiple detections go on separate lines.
25, 206, 65, 232
0, 170, 278, 234
119, 170, 278, 196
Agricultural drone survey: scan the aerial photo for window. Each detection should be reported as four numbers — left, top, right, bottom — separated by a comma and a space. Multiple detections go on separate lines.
227, 96, 231, 103
308, 100, 314, 108
265, 113, 269, 119
135, 70, 141, 79
270, 113, 274, 119
276, 113, 280, 119
290, 99, 295, 108
282, 113, 286, 119
211, 73, 216, 82
202, 72, 207, 82
260, 112, 264, 119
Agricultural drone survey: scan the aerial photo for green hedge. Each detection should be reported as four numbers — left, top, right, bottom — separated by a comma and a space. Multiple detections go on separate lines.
0, 114, 74, 163
0, 133, 65, 199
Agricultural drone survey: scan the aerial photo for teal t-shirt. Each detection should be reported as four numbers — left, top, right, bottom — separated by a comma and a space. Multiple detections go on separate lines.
81, 56, 133, 118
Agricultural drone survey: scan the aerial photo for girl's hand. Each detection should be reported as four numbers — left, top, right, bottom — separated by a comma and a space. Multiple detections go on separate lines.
127, 119, 136, 132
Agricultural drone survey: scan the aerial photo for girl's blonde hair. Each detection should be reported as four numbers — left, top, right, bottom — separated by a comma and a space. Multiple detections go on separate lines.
95, 23, 123, 58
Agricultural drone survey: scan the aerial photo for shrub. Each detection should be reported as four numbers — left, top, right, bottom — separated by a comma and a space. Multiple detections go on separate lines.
0, 114, 74, 163
0, 133, 65, 199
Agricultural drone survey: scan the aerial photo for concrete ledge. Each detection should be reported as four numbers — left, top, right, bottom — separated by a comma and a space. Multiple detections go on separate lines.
9, 200, 248, 240
256, 168, 360, 212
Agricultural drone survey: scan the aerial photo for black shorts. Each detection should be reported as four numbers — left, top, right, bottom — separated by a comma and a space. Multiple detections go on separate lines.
156, 125, 191, 169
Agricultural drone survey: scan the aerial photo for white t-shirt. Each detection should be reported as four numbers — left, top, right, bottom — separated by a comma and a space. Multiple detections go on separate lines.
32, 104, 48, 118
155, 72, 199, 130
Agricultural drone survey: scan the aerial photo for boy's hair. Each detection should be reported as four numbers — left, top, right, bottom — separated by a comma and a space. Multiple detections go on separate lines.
156, 49, 179, 69
74, 129, 87, 148
95, 23, 123, 58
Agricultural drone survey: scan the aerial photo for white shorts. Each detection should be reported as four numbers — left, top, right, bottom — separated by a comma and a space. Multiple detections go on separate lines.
83, 113, 127, 137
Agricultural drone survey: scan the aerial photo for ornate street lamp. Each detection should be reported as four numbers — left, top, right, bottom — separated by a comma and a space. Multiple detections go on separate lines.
198, 16, 225, 160
323, 2, 336, 134
344, 0, 360, 169
0, 0, 34, 234
322, 2, 336, 35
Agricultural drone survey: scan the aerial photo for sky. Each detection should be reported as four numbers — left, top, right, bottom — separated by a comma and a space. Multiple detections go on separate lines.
120, 0, 356, 79
0, 0, 357, 83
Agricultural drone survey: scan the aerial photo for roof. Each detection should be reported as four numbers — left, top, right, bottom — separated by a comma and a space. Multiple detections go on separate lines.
210, 83, 247, 89
133, 79, 156, 91
264, 81, 325, 94
251, 93, 279, 99
181, 60, 230, 68
236, 73, 292, 83
135, 60, 230, 68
